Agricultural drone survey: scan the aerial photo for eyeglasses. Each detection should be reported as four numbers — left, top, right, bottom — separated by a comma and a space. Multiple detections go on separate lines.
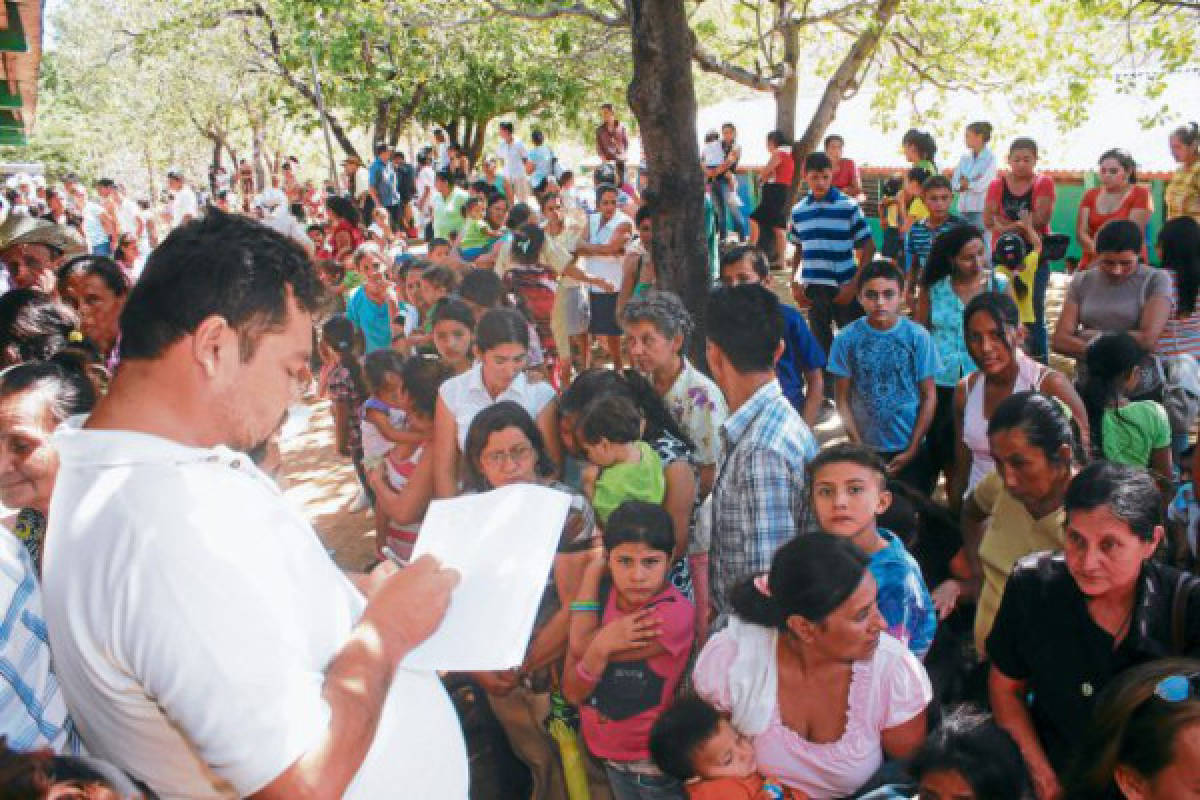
482, 443, 534, 468
1154, 673, 1200, 703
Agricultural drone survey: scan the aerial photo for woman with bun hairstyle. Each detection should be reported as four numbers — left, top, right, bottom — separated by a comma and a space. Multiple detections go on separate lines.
692, 533, 932, 799
1166, 121, 1200, 223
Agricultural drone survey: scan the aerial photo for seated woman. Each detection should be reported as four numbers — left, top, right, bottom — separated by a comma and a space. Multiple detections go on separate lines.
56, 255, 130, 374
459, 401, 607, 800
432, 308, 559, 497
936, 392, 1077, 654
952, 292, 1087, 507
0, 353, 98, 574
692, 533, 932, 799
988, 462, 1200, 799
1053, 220, 1172, 392
1064, 657, 1200, 800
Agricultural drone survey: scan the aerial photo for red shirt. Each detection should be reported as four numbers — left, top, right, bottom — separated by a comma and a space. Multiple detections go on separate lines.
985, 173, 1057, 235
830, 158, 857, 191
770, 148, 795, 186
1077, 185, 1151, 268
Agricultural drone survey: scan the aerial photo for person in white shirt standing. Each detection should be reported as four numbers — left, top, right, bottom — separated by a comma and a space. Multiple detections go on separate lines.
497, 121, 531, 205
41, 209, 466, 800
166, 169, 199, 229
951, 121, 998, 249
574, 183, 632, 369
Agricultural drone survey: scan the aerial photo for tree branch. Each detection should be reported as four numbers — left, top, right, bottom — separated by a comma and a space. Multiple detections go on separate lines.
481, 0, 628, 26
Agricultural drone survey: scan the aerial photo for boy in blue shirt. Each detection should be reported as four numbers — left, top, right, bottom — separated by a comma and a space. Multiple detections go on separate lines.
719, 245, 827, 427
828, 260, 940, 493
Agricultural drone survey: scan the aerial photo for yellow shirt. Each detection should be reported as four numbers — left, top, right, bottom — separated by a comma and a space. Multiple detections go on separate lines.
907, 197, 930, 224
996, 250, 1040, 324
972, 470, 1066, 654
1166, 160, 1200, 223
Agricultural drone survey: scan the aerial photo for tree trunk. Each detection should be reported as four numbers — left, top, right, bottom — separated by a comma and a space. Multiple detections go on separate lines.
209, 135, 224, 195
373, 99, 391, 148
468, 119, 488, 167
627, 0, 710, 367
775, 0, 800, 142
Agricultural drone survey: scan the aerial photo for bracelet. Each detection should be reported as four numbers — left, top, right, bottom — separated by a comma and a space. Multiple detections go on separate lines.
575, 660, 601, 684
569, 601, 601, 612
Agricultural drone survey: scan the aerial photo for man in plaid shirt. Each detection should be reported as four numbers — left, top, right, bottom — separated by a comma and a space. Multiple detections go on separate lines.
705, 285, 817, 622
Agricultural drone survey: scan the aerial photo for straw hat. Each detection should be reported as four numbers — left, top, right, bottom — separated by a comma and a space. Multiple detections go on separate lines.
0, 213, 87, 254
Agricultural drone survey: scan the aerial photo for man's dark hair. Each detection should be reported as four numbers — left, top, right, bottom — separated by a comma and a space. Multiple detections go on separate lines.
499, 121, 515, 134
706, 284, 783, 373
923, 174, 954, 193
95, 178, 116, 190
803, 151, 833, 173
435, 169, 453, 185
858, 259, 905, 289
375, 142, 390, 155
119, 210, 324, 361
720, 244, 768, 279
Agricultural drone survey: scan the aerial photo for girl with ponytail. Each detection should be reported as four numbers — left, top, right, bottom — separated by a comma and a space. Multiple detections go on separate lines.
691, 533, 932, 799
1077, 331, 1173, 479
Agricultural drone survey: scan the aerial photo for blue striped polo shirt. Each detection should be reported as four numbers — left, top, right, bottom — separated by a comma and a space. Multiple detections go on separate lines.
788, 187, 873, 287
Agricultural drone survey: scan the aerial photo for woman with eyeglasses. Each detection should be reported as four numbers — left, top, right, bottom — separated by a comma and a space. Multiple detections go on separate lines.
1076, 150, 1153, 271
1064, 658, 1200, 800
460, 400, 609, 800
432, 308, 560, 497
987, 462, 1200, 800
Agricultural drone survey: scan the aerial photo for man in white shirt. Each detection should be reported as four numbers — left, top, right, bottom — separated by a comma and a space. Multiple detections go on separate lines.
166, 169, 199, 228
497, 121, 531, 204
42, 210, 465, 800
414, 151, 437, 236
258, 187, 314, 254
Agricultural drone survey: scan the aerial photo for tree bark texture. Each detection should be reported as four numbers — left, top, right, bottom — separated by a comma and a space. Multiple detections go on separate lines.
627, 0, 710, 366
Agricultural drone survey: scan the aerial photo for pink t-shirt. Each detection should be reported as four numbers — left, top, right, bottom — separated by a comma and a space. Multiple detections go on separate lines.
580, 584, 695, 761
693, 629, 931, 799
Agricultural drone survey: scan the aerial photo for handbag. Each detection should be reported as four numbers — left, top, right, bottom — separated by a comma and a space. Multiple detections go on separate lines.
1161, 353, 1200, 435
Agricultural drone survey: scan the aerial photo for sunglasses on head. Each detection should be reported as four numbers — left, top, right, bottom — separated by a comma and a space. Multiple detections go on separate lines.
1155, 673, 1200, 703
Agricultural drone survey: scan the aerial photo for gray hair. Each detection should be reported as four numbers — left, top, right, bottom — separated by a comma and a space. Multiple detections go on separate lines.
621, 289, 693, 347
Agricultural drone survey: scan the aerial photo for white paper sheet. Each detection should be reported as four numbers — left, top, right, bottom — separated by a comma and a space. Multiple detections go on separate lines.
401, 483, 571, 671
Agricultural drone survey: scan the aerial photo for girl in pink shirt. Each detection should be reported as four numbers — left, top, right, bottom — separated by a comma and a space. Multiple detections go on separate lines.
563, 501, 696, 799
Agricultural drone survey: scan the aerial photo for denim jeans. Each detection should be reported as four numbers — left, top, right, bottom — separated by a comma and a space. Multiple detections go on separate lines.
710, 179, 744, 241
604, 765, 685, 800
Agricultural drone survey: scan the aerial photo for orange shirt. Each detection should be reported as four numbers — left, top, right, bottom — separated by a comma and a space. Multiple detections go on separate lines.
687, 775, 805, 800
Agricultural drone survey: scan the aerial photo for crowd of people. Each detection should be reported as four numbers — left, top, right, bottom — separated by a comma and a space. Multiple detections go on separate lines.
0, 107, 1198, 800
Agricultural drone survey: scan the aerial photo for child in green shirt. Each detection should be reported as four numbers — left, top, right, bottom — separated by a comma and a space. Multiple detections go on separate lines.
576, 394, 665, 524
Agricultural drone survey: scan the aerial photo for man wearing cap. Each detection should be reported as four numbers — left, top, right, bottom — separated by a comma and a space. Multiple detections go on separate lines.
368, 143, 401, 233
167, 170, 199, 229
0, 214, 87, 294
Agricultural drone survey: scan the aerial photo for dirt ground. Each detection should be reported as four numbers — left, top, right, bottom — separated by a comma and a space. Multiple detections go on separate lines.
286, 275, 1072, 567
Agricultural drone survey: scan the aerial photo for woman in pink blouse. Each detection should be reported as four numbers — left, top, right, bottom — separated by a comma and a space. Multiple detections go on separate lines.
693, 533, 931, 799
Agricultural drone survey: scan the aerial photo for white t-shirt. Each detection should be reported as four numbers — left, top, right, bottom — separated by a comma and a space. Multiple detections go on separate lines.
701, 140, 726, 169
415, 165, 437, 217
497, 139, 530, 181
42, 421, 468, 799
118, 198, 140, 235
170, 187, 199, 227
439, 363, 556, 450
583, 210, 632, 287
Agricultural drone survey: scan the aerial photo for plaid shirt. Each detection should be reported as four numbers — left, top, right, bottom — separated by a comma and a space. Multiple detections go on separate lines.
710, 380, 817, 619
0, 530, 79, 753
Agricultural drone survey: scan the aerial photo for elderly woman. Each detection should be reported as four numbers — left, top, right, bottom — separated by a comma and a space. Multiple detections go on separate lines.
1064, 658, 1200, 800
0, 355, 98, 573
1053, 220, 1172, 379
459, 401, 608, 800
693, 533, 931, 799
988, 462, 1200, 800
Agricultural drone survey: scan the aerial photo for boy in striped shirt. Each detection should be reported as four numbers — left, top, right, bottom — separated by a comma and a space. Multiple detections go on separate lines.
788, 151, 876, 360
904, 174, 963, 303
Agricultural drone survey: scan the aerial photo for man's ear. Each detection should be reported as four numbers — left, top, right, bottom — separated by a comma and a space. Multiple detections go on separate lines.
190, 315, 235, 379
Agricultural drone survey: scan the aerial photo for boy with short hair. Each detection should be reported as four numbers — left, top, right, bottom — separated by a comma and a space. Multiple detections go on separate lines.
787, 151, 876, 361
828, 260, 940, 494
426, 237, 453, 266
719, 245, 826, 427
904, 174, 963, 281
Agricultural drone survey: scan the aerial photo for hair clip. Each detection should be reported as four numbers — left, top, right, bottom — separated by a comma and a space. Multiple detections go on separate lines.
67, 330, 84, 343
754, 573, 772, 597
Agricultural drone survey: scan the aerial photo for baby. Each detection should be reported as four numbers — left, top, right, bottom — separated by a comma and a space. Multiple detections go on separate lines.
650, 696, 804, 800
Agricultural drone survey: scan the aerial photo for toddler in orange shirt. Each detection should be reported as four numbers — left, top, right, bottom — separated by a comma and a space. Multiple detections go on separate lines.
650, 696, 806, 800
